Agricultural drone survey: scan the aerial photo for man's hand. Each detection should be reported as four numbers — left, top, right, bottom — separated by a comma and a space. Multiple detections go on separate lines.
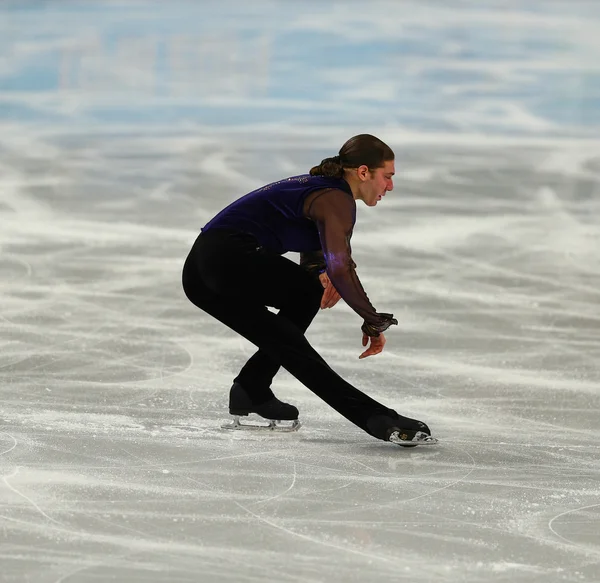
359, 332, 386, 359
318, 272, 341, 309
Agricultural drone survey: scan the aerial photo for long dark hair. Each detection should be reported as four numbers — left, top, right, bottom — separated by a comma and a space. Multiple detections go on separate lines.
309, 134, 394, 178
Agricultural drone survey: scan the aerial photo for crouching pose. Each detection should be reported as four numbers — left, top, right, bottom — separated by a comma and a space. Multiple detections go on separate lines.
182, 134, 436, 446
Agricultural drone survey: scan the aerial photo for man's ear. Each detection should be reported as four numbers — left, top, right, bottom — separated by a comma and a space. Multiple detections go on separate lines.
357, 165, 370, 181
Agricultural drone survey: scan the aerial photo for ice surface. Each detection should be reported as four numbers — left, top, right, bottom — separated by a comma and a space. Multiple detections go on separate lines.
1, 1, 600, 582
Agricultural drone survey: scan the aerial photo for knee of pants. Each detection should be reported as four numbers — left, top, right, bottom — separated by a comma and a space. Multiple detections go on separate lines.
284, 272, 324, 312
182, 257, 214, 309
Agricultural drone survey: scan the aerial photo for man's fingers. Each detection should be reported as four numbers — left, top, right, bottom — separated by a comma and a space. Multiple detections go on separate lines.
320, 287, 330, 308
320, 288, 334, 308
359, 347, 372, 358
325, 292, 341, 308
359, 349, 380, 359
321, 285, 341, 309
359, 336, 385, 358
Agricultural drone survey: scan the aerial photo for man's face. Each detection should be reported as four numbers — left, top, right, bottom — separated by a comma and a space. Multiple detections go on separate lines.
359, 160, 395, 206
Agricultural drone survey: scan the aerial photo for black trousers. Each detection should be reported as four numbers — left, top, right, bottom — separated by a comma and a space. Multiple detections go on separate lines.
182, 229, 397, 439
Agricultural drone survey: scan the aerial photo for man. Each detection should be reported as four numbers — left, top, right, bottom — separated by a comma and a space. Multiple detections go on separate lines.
182, 134, 436, 446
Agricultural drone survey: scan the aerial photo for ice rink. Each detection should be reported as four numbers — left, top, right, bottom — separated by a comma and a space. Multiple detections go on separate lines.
1, 1, 600, 581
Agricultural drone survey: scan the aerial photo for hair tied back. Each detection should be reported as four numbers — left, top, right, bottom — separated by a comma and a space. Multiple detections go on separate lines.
309, 154, 344, 178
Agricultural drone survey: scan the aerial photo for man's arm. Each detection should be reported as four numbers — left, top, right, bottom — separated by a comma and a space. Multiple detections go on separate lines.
306, 189, 398, 337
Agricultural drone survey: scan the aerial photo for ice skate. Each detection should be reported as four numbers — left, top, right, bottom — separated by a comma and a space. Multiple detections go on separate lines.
221, 382, 301, 432
367, 414, 438, 447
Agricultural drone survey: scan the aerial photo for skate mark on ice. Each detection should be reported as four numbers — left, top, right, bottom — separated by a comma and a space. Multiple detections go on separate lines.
0, 506, 216, 559
548, 502, 600, 558
390, 370, 442, 399
439, 441, 600, 450
31, 447, 283, 472
52, 551, 139, 583
300, 454, 461, 482
183, 459, 396, 564
290, 453, 468, 510
248, 458, 297, 507
0, 283, 140, 372
0, 433, 17, 457
0, 512, 74, 539
234, 499, 400, 566
184, 461, 373, 575
81, 507, 162, 540
380, 446, 477, 506
2, 466, 66, 528
301, 480, 353, 498
0, 253, 33, 279
323, 446, 477, 519
433, 244, 600, 300
294, 452, 389, 477
278, 460, 354, 497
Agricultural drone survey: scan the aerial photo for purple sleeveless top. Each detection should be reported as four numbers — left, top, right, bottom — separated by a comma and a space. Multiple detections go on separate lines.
202, 174, 352, 255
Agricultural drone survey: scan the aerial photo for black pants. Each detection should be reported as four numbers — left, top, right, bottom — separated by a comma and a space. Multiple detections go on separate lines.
182, 229, 397, 439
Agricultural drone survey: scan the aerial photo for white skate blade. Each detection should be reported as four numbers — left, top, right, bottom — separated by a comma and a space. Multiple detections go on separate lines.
389, 430, 438, 447
221, 415, 301, 433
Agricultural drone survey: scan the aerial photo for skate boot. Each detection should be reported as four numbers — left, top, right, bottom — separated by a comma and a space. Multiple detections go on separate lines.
221, 382, 301, 432
367, 413, 437, 447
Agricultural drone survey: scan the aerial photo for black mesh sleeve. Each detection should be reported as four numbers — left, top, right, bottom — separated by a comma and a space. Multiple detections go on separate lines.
306, 189, 398, 337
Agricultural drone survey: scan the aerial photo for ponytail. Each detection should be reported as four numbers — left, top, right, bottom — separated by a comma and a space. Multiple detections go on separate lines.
309, 155, 344, 178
